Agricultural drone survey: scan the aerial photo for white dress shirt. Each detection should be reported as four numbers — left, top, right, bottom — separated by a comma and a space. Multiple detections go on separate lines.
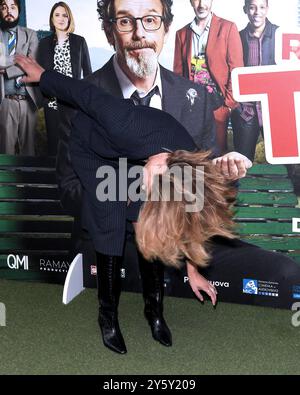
190, 13, 212, 58
113, 55, 163, 110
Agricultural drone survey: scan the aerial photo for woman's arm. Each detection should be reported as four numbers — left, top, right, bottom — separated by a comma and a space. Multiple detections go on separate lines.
187, 261, 218, 306
36, 35, 54, 70
80, 37, 92, 77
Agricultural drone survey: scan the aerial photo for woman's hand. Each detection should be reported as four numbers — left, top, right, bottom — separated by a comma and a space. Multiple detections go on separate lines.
143, 152, 169, 193
187, 261, 218, 306
212, 151, 252, 180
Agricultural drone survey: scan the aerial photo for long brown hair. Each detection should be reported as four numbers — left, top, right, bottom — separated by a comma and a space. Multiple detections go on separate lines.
135, 150, 237, 269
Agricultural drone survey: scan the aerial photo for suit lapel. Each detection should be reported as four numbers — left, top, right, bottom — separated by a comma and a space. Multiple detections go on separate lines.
160, 66, 182, 121
99, 57, 123, 98
206, 14, 219, 61
186, 27, 193, 78
161, 66, 205, 145
49, 36, 56, 70
69, 34, 79, 79
15, 26, 25, 53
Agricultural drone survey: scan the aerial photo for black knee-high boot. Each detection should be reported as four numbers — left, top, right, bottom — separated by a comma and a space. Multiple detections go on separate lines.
138, 252, 172, 347
96, 252, 127, 354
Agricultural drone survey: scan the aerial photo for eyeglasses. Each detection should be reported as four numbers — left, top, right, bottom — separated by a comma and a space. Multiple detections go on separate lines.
109, 15, 164, 32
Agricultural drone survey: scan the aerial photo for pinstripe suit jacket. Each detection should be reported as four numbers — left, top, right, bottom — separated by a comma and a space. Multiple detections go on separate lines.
41, 70, 197, 255
56, 56, 217, 213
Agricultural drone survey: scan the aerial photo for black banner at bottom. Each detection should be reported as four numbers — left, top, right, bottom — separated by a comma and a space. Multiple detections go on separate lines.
0, 375, 291, 390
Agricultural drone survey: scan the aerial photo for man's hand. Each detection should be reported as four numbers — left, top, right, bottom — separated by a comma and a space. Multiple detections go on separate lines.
13, 55, 45, 83
212, 151, 252, 180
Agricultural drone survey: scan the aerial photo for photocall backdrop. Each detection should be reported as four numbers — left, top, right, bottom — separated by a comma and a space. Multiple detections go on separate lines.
0, 0, 300, 309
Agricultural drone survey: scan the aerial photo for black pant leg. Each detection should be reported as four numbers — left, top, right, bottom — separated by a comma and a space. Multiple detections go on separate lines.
231, 109, 261, 162
44, 105, 60, 156
201, 237, 300, 308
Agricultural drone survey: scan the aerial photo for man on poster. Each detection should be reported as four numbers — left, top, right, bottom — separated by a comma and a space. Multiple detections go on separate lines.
231, 0, 278, 161
0, 0, 41, 155
173, 0, 244, 153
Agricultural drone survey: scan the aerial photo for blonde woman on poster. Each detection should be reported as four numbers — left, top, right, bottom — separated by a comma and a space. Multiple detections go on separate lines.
37, 1, 92, 156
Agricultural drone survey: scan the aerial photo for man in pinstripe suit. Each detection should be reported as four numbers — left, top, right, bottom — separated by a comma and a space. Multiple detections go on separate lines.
53, 0, 252, 355
17, 53, 300, 359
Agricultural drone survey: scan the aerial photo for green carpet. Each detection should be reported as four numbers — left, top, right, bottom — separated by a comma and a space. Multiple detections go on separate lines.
0, 279, 299, 375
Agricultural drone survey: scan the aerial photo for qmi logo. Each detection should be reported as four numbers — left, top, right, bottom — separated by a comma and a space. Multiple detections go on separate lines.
7, 255, 29, 271
243, 279, 258, 295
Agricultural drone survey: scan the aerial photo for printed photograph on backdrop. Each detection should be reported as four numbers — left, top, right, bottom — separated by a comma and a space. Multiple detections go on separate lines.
0, 0, 299, 304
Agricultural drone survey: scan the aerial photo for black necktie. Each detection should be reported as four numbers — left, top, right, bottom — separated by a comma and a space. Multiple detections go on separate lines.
131, 86, 159, 107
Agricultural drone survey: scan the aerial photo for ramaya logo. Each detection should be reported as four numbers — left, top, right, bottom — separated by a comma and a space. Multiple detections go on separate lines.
7, 255, 29, 270
243, 279, 258, 295
39, 259, 70, 273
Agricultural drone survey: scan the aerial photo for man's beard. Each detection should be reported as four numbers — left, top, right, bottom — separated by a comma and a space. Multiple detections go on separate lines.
0, 16, 19, 30
196, 8, 209, 19
121, 41, 158, 79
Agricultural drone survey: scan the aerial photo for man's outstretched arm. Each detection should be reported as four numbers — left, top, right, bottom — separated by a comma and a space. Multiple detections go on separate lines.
15, 55, 196, 161
15, 55, 135, 137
